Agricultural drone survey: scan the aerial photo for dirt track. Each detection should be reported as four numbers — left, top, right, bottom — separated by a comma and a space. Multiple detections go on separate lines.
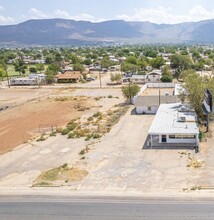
0, 98, 92, 155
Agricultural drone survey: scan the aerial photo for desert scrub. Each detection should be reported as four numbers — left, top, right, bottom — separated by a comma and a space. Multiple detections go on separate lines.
67, 123, 77, 131
79, 149, 86, 155
93, 111, 103, 118
61, 128, 70, 135
49, 131, 56, 137
34, 165, 88, 186
92, 133, 101, 139
36, 134, 46, 142
84, 133, 94, 141
68, 132, 75, 139
108, 95, 113, 98
54, 97, 69, 101
87, 116, 93, 121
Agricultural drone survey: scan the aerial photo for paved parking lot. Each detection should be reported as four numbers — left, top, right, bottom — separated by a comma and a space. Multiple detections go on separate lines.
77, 108, 201, 193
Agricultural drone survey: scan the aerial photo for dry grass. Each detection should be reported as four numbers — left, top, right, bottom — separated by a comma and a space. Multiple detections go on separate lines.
33, 164, 88, 186
187, 157, 203, 168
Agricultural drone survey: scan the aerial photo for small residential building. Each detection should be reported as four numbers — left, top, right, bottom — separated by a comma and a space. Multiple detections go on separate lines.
130, 75, 147, 84
134, 95, 179, 114
146, 103, 199, 148
55, 71, 82, 83
147, 70, 162, 82
134, 83, 180, 114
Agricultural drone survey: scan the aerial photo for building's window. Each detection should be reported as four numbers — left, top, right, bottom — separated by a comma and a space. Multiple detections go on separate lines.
161, 135, 167, 143
148, 106, 151, 111
182, 135, 196, 139
169, 135, 196, 139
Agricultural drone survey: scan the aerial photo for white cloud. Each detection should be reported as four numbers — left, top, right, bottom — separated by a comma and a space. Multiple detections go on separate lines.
0, 5, 4, 11
0, 15, 14, 24
28, 8, 49, 19
54, 10, 104, 22
116, 5, 214, 24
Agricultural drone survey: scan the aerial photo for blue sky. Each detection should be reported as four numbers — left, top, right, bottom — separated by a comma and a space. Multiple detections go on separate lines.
0, 0, 214, 25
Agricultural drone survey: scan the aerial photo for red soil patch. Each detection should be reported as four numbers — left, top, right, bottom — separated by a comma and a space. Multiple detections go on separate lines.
0, 98, 92, 155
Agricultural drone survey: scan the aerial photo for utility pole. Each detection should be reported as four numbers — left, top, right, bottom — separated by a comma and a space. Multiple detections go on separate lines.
6, 68, 10, 88
99, 68, 102, 88
99, 63, 102, 88
129, 82, 132, 104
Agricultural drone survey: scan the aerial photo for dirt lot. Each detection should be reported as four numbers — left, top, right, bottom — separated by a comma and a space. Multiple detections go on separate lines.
0, 87, 55, 104
0, 97, 93, 155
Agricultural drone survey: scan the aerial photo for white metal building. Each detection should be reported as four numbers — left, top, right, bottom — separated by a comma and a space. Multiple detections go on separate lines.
147, 103, 199, 148
10, 78, 38, 86
130, 75, 147, 84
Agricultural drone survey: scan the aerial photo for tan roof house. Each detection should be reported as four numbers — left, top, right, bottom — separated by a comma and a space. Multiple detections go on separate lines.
55, 71, 82, 83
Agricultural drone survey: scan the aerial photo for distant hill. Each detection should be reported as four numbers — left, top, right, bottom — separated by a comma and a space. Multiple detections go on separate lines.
0, 18, 214, 46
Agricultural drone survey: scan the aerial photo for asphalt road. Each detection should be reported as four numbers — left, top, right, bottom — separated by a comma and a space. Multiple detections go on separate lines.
1, 197, 214, 220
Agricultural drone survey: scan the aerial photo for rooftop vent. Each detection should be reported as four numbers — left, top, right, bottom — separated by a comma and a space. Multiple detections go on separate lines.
178, 116, 186, 122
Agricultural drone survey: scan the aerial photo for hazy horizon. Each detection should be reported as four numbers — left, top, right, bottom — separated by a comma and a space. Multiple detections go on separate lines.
0, 0, 214, 25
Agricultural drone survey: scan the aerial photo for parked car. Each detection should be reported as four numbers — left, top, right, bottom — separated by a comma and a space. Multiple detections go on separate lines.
86, 77, 96, 81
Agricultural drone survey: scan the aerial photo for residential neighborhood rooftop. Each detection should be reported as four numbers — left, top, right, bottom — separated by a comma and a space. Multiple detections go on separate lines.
140, 88, 175, 96
148, 103, 199, 135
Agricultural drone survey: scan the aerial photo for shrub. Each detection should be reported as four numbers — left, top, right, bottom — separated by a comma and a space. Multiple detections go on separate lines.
50, 131, 56, 137
36, 134, 46, 142
108, 95, 113, 98
93, 111, 102, 118
79, 149, 86, 155
61, 163, 68, 169
68, 132, 75, 139
61, 128, 70, 135
93, 133, 101, 139
87, 116, 93, 121
67, 123, 77, 131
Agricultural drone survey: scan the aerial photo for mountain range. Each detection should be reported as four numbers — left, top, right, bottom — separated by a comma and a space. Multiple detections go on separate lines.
0, 18, 214, 46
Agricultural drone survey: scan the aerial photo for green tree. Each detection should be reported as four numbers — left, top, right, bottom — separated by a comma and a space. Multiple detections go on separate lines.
45, 69, 56, 84
110, 73, 122, 83
29, 67, 37, 73
150, 56, 165, 69
0, 66, 6, 80
161, 75, 172, 82
121, 84, 140, 103
13, 59, 27, 75
36, 64, 45, 72
101, 56, 114, 69
170, 54, 193, 78
182, 70, 205, 118
73, 63, 85, 72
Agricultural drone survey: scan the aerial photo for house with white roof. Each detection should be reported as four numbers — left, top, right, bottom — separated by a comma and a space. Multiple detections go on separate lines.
146, 103, 199, 149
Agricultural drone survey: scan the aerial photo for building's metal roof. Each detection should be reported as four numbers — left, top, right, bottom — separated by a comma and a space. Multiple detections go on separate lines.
148, 103, 199, 135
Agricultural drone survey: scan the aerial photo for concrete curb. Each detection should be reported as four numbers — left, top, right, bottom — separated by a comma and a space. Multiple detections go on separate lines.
1, 187, 214, 200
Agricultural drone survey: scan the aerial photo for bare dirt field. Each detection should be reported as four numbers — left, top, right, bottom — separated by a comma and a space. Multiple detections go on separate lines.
0, 87, 53, 105
0, 97, 93, 155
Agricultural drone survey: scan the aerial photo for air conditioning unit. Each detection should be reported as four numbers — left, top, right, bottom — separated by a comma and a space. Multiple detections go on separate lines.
178, 116, 186, 122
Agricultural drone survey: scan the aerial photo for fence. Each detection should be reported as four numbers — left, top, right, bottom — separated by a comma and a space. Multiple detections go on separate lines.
0, 91, 52, 112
